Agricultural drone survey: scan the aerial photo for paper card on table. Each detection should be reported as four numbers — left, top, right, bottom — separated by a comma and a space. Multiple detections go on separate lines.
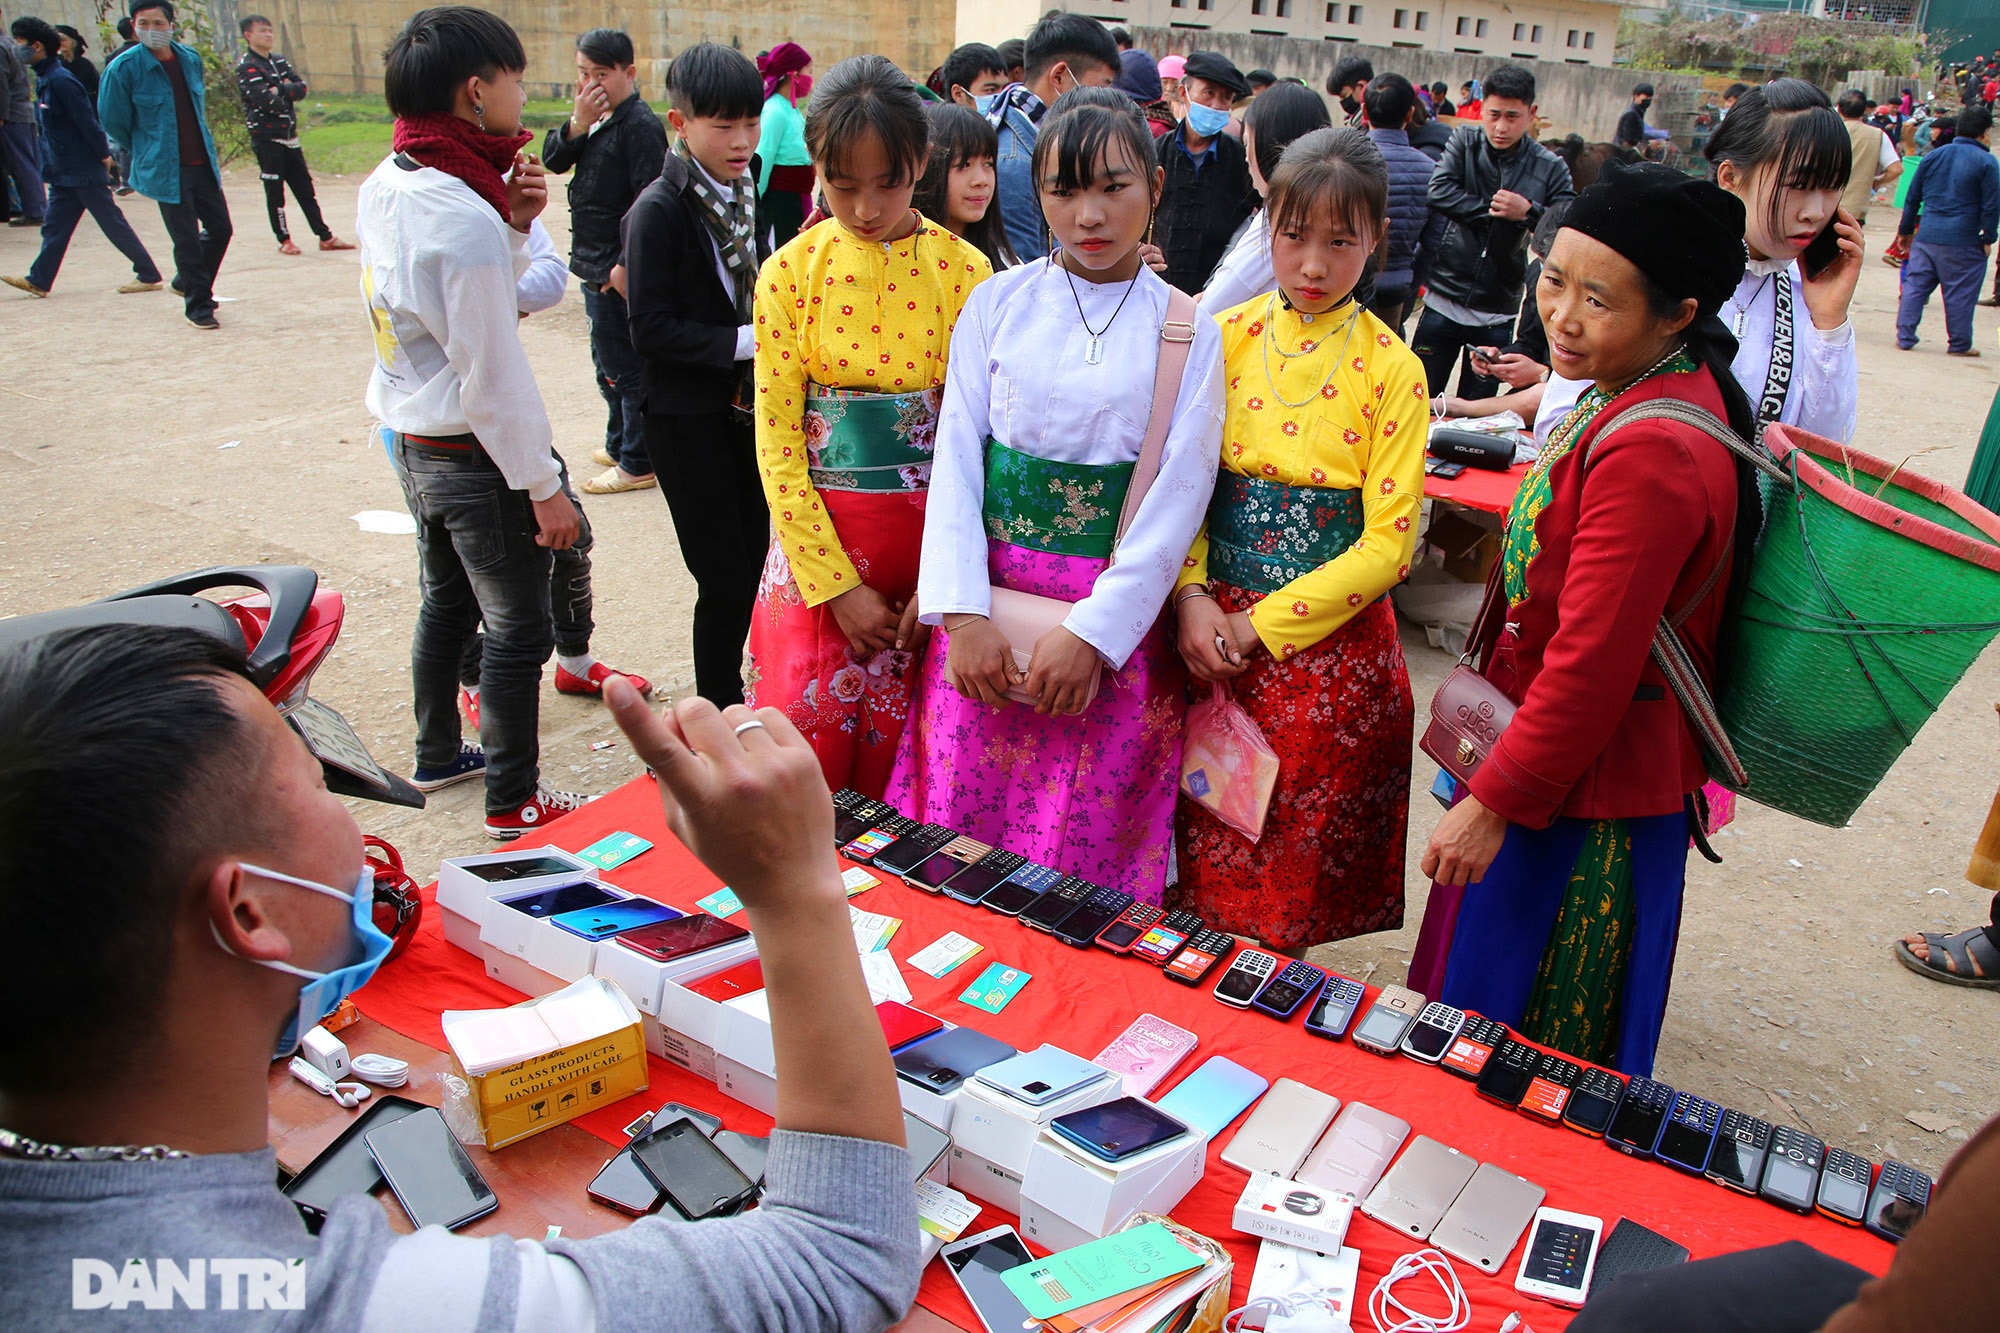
696, 886, 743, 918
1000, 1221, 1203, 1319
958, 962, 1031, 1013
841, 866, 880, 896
907, 931, 983, 978
860, 950, 913, 1004
850, 907, 902, 953
915, 1178, 982, 1241
575, 831, 653, 870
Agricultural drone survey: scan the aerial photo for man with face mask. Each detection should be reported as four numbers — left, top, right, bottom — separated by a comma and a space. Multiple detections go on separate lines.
1153, 50, 1255, 294
986, 10, 1120, 262
0, 10, 44, 226
1615, 82, 1654, 151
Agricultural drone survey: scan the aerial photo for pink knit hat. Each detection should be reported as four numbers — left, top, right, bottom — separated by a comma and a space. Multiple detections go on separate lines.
1158, 54, 1186, 80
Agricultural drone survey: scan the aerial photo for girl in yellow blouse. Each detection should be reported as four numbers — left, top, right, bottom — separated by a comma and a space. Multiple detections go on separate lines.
1171, 127, 1428, 951
747, 55, 992, 795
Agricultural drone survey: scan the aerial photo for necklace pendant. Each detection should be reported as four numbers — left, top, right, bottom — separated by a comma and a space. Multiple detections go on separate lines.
1084, 335, 1104, 365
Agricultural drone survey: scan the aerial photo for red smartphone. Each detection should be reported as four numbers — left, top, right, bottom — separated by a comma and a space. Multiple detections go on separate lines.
611, 913, 751, 964
876, 1002, 945, 1051
685, 958, 765, 1003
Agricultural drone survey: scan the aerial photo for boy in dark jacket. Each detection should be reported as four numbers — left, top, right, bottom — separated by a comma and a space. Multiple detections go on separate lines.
543, 27, 667, 495
1363, 73, 1442, 334
2, 17, 160, 298
1412, 64, 1574, 399
622, 42, 771, 705
1154, 50, 1255, 294
235, 14, 350, 253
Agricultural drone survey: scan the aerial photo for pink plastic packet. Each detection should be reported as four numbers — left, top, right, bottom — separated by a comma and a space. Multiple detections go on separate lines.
1179, 684, 1281, 841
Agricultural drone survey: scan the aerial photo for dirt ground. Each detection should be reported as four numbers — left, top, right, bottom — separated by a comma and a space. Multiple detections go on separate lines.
4, 170, 1996, 1178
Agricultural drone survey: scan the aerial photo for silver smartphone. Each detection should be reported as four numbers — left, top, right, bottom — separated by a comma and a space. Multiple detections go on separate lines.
1298, 1102, 1412, 1199
1361, 1135, 1478, 1239
1221, 1077, 1340, 1178
1431, 1162, 1547, 1274
940, 1225, 1038, 1333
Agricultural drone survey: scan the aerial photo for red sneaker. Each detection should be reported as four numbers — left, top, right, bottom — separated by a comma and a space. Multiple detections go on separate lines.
459, 686, 481, 732
485, 787, 593, 841
555, 661, 653, 699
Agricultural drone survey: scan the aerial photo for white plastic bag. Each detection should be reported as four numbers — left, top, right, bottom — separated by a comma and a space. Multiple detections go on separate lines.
1180, 684, 1281, 841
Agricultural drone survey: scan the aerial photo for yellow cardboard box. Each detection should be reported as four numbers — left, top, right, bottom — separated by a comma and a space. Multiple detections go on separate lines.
443, 977, 649, 1150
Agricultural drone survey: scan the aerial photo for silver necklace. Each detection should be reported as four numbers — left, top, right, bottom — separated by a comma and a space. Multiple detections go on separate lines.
0, 1126, 193, 1162
1259, 294, 1364, 409
1061, 255, 1143, 366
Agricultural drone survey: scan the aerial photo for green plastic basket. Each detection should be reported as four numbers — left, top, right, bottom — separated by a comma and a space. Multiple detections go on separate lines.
1716, 425, 2000, 827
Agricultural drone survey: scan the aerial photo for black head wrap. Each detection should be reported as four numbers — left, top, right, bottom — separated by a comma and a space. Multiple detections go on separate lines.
1559, 161, 1748, 350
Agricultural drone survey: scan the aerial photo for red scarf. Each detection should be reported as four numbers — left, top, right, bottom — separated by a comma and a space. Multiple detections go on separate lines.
391, 113, 531, 221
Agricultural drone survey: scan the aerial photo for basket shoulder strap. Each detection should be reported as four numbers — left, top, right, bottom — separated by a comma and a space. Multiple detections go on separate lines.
1589, 399, 1785, 481
1113, 285, 1200, 550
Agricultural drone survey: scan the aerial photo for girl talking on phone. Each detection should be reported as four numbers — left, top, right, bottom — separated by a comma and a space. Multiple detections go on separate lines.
888, 88, 1224, 901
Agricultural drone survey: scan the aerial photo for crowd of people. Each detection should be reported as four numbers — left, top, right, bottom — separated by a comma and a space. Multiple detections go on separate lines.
3, 4, 2000, 1329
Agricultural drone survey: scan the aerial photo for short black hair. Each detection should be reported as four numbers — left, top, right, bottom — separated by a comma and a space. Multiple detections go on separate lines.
996, 38, 1026, 75
1033, 85, 1153, 196
807, 54, 930, 189
1109, 27, 1131, 47
0, 626, 257, 1091
1961, 106, 1994, 139
940, 42, 1005, 96
1431, 81, 1448, 96
1245, 80, 1332, 182
382, 6, 527, 119
116, 18, 135, 40
666, 41, 761, 121
1704, 78, 1850, 231
55, 23, 87, 53
1364, 70, 1417, 130
1724, 82, 1749, 102
1632, 82, 1654, 97
1327, 55, 1373, 95
1024, 10, 1119, 84
1484, 64, 1535, 104
11, 16, 60, 57
1268, 126, 1388, 248
129, 0, 175, 20
576, 27, 633, 69
1247, 69, 1277, 91
239, 13, 272, 34
1836, 89, 1870, 119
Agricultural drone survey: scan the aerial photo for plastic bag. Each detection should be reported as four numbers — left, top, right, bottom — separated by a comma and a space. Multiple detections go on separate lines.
1180, 684, 1281, 842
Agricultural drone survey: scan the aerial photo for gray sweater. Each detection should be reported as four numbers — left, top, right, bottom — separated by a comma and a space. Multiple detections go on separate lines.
0, 1129, 921, 1330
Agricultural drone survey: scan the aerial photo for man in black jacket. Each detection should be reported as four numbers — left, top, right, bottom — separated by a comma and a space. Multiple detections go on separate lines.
1154, 51, 1255, 295
623, 42, 769, 706
1412, 64, 1574, 399
234, 14, 349, 254
544, 27, 667, 496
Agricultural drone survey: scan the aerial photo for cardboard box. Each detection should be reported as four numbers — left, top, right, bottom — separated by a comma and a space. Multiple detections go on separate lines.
1232, 1172, 1356, 1255
949, 1144, 1026, 1214
479, 885, 629, 983
715, 1053, 777, 1116
592, 933, 758, 1017
953, 1067, 1121, 1177
436, 846, 599, 954
443, 978, 648, 1150
710, 989, 778, 1076
1427, 507, 1503, 585
897, 1076, 964, 1133
630, 942, 763, 1079
1019, 1124, 1207, 1241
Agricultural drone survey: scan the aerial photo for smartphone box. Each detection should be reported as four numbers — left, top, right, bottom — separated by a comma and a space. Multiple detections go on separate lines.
479, 885, 634, 983
949, 1144, 1027, 1213
1019, 1195, 1102, 1253
710, 990, 779, 1078
1019, 1125, 1206, 1241
481, 945, 570, 999
436, 847, 600, 955
1232, 1172, 1357, 1255
715, 1053, 777, 1117
441, 977, 649, 1151
953, 1067, 1121, 1177
594, 934, 759, 1018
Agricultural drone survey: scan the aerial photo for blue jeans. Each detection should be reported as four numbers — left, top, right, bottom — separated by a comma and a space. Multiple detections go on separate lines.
393, 433, 553, 812
28, 182, 160, 291
581, 284, 651, 477
1896, 240, 1988, 353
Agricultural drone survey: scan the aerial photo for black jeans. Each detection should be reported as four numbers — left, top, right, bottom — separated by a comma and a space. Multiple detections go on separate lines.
458, 463, 595, 685
1368, 283, 1413, 339
252, 137, 329, 243
393, 433, 553, 812
582, 284, 652, 477
27, 182, 160, 291
1409, 305, 1511, 401
1567, 1241, 1869, 1333
646, 409, 767, 706
157, 163, 232, 319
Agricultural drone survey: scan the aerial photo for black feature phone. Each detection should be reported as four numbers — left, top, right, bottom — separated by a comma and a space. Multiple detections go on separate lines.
1706, 1110, 1773, 1194
1018, 876, 1094, 933
1604, 1078, 1675, 1159
1474, 1038, 1538, 1108
1561, 1067, 1627, 1137
1759, 1126, 1827, 1214
980, 861, 1063, 916
1863, 1160, 1932, 1243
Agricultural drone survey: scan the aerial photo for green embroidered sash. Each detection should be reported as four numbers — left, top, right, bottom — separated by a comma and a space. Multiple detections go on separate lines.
803, 385, 938, 493
1207, 472, 1365, 595
981, 437, 1133, 560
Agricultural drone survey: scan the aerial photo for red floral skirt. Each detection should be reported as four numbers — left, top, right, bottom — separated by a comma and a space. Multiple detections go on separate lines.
1170, 589, 1413, 948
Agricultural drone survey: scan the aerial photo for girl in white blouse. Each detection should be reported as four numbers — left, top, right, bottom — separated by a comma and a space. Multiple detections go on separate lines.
887, 89, 1224, 901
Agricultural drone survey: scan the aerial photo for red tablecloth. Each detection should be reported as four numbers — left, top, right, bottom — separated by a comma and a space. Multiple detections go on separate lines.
1427, 462, 1529, 516
354, 777, 1893, 1332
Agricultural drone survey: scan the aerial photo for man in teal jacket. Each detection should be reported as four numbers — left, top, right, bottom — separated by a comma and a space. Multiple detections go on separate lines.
99, 0, 232, 329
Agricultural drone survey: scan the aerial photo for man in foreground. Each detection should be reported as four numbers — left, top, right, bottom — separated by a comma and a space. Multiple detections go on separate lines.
0, 622, 919, 1329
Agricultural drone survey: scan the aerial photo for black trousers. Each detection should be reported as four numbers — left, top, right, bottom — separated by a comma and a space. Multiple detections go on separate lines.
253, 137, 328, 243
157, 163, 232, 319
1409, 305, 1510, 401
645, 409, 767, 706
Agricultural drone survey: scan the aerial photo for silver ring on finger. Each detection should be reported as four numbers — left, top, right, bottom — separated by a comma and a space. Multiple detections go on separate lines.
733, 719, 768, 737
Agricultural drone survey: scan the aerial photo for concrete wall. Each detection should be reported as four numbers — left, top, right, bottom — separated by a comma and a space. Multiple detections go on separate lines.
1131, 24, 1707, 141
1102, 0, 1629, 68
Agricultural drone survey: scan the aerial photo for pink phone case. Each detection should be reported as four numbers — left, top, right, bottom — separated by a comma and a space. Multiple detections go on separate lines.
1091, 1013, 1198, 1098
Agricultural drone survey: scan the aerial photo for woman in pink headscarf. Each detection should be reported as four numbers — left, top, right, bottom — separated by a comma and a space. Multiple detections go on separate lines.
756, 41, 815, 244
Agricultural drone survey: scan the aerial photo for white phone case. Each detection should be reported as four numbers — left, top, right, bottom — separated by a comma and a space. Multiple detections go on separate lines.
1298, 1102, 1412, 1199
1221, 1078, 1340, 1177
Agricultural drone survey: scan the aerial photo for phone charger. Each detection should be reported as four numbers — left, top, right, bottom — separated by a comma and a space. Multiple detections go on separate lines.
298, 1025, 351, 1081
1233, 1172, 1355, 1255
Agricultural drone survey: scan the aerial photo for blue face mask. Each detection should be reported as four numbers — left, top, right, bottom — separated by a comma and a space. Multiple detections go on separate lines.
214, 862, 393, 1059
14, 44, 32, 62
1186, 101, 1232, 139
975, 92, 1001, 116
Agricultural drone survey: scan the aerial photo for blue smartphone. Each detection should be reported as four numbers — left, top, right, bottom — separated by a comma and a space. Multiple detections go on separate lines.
496, 881, 619, 919
973, 1045, 1111, 1106
1156, 1056, 1270, 1138
549, 897, 684, 940
1049, 1096, 1191, 1163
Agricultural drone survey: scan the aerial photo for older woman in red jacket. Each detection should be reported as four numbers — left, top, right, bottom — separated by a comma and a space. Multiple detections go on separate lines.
1415, 163, 1757, 1077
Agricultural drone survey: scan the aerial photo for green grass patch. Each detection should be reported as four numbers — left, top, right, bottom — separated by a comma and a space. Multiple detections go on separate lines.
298, 93, 577, 175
